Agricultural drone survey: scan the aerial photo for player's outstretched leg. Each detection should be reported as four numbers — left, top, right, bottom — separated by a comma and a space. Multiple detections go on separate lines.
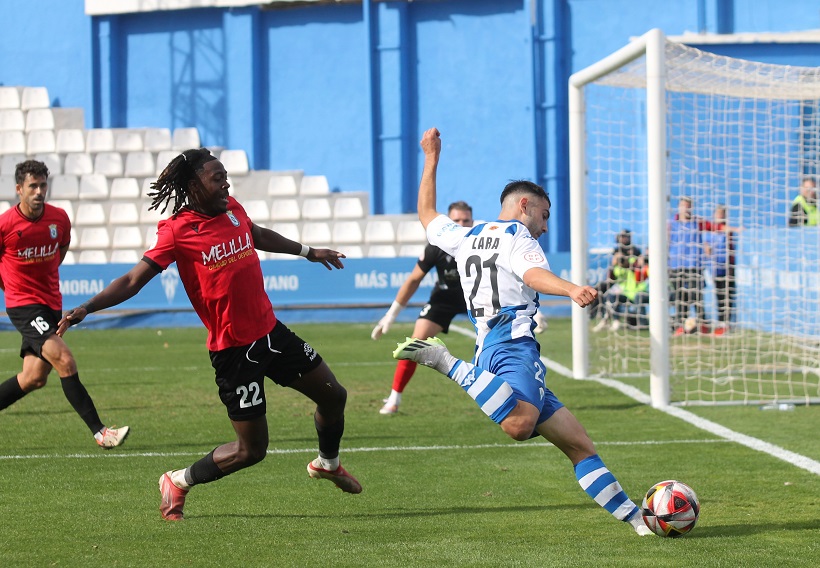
392, 337, 454, 373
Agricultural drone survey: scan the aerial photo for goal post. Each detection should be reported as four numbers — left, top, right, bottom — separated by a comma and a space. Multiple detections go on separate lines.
569, 28, 820, 408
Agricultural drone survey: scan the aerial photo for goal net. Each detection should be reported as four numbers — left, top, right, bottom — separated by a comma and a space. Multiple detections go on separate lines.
569, 29, 820, 407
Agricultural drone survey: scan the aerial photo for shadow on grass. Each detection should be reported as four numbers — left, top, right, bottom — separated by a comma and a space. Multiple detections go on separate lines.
684, 519, 820, 538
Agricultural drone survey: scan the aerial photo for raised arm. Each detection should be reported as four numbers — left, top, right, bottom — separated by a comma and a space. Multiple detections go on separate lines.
57, 260, 159, 335
418, 127, 442, 229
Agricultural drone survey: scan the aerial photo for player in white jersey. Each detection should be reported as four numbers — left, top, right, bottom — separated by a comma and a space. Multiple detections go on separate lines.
393, 127, 651, 536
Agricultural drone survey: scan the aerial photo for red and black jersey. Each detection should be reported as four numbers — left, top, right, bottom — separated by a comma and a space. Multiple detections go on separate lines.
143, 197, 276, 351
0, 203, 70, 310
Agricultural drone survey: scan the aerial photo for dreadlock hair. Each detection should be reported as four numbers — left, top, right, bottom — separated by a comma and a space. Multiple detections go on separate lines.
149, 148, 216, 215
15, 160, 50, 186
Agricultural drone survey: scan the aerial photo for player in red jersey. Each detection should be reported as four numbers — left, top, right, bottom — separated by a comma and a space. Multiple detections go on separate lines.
58, 148, 360, 520
0, 160, 129, 448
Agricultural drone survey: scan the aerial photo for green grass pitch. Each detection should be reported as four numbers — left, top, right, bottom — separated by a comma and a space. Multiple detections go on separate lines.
0, 320, 817, 567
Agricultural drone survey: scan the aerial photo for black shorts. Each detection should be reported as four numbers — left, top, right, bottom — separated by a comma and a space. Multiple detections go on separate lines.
6, 305, 60, 359
209, 320, 324, 421
417, 301, 466, 333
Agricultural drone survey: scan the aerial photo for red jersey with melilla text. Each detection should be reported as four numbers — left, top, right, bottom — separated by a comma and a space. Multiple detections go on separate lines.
0, 203, 70, 310
143, 197, 276, 351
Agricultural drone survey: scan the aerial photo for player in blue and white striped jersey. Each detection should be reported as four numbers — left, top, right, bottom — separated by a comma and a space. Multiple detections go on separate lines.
393, 127, 651, 536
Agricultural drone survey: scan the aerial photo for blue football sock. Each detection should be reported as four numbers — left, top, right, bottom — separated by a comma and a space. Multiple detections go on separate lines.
574, 454, 639, 522
448, 360, 518, 423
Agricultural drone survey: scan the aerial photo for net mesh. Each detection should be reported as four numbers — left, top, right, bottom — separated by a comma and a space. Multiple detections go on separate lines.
584, 41, 820, 405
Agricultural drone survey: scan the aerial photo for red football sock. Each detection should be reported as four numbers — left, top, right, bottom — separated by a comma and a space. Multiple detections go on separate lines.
391, 360, 417, 393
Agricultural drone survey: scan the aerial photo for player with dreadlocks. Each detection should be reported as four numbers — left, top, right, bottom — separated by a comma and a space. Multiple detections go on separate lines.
59, 148, 361, 520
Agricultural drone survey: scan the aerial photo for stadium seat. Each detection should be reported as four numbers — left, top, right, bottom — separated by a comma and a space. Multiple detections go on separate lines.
139, 202, 165, 224
20, 87, 49, 111
49, 199, 74, 223
55, 129, 85, 153
268, 174, 299, 196
124, 151, 155, 177
78, 227, 110, 248
243, 199, 270, 223
299, 175, 329, 195
0, 87, 21, 109
109, 202, 139, 225
61, 250, 76, 265
85, 129, 115, 153
111, 225, 143, 249
33, 152, 61, 175
331, 220, 364, 244
172, 127, 200, 150
108, 177, 140, 200
364, 219, 395, 243
144, 226, 159, 249
78, 173, 109, 199
155, 150, 178, 175
366, 244, 397, 258
63, 153, 93, 176
75, 203, 106, 226
0, 131, 26, 155
115, 130, 143, 152
78, 250, 109, 264
300, 222, 332, 246
301, 197, 332, 220
269, 198, 301, 222
0, 109, 25, 131
143, 128, 172, 152
26, 130, 56, 154
333, 195, 366, 219
141, 178, 156, 198
339, 245, 364, 258
220, 149, 249, 176
24, 108, 54, 132
396, 220, 427, 243
0, 153, 26, 175
49, 174, 79, 199
270, 222, 300, 242
0, 200, 10, 215
109, 249, 141, 264
93, 151, 123, 177
399, 244, 426, 258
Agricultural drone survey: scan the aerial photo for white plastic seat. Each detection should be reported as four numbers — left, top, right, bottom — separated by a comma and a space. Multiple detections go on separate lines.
269, 198, 301, 221
301, 197, 332, 220
85, 129, 115, 153
399, 244, 427, 258
124, 151, 155, 177
367, 244, 397, 258
0, 109, 25, 131
79, 173, 109, 199
143, 128, 172, 151
75, 203, 107, 226
0, 131, 26, 155
55, 129, 85, 153
79, 227, 110, 248
155, 150, 178, 175
0, 200, 11, 215
78, 250, 109, 264
220, 149, 249, 176
49, 174, 79, 199
33, 152, 61, 175
332, 221, 364, 244
270, 222, 300, 242
20, 87, 49, 111
299, 175, 329, 195
0, 153, 26, 175
24, 109, 54, 132
63, 153, 93, 176
268, 175, 298, 196
144, 226, 159, 249
26, 130, 55, 154
172, 127, 200, 150
243, 199, 270, 222
49, 200, 74, 222
61, 250, 76, 265
115, 130, 143, 152
109, 202, 139, 225
0, 87, 21, 109
111, 225, 143, 248
364, 219, 396, 243
333, 196, 366, 219
396, 220, 427, 243
339, 245, 364, 258
110, 249, 141, 264
141, 178, 156, 198
109, 177, 140, 199
0, 174, 14, 192
139, 202, 165, 224
94, 151, 123, 177
300, 222, 332, 246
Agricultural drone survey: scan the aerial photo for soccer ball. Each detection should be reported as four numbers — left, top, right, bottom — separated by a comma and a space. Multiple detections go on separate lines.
641, 480, 700, 537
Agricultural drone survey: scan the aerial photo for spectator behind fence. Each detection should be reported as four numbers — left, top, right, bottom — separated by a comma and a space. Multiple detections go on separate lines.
789, 177, 817, 226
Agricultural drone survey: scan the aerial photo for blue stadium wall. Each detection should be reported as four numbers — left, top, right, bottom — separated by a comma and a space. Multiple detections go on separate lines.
3, 1, 819, 252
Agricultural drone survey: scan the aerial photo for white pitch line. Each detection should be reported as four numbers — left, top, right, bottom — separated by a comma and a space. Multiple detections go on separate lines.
449, 324, 820, 476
